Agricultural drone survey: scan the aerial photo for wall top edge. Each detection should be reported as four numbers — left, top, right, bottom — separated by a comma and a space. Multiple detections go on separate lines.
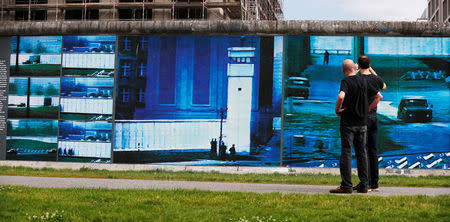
0, 20, 449, 37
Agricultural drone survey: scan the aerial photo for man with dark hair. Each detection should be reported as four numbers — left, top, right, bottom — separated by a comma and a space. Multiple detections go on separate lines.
355, 55, 386, 192
330, 59, 382, 194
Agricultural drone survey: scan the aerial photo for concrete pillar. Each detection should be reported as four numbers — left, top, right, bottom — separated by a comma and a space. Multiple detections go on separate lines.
153, 0, 172, 20
46, 0, 58, 21
353, 36, 364, 62
99, 0, 116, 20
207, 8, 224, 20
285, 36, 311, 76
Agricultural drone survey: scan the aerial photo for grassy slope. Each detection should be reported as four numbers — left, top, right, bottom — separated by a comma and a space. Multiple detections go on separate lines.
62, 68, 114, 76
0, 186, 449, 222
8, 106, 59, 119
12, 64, 61, 76
60, 113, 112, 120
6, 140, 57, 151
1, 166, 449, 188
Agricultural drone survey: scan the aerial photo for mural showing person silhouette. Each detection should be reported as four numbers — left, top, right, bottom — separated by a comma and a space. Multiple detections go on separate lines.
229, 144, 236, 162
210, 138, 217, 157
323, 50, 330, 65
219, 142, 227, 161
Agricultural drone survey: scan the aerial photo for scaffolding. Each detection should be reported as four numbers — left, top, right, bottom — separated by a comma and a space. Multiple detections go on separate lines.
242, 0, 283, 20
0, 0, 283, 21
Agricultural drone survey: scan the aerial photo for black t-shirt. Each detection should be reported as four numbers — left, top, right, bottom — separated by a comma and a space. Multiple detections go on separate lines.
361, 74, 384, 117
339, 75, 368, 126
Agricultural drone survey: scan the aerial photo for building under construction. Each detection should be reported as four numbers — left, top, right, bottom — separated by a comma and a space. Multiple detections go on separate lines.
0, 0, 283, 21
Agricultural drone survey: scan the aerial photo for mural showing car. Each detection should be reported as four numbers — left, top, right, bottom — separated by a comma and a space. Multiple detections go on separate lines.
285, 76, 310, 99
397, 96, 433, 122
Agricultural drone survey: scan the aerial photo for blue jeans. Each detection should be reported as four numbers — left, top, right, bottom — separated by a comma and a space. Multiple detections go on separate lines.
367, 116, 379, 188
339, 125, 368, 189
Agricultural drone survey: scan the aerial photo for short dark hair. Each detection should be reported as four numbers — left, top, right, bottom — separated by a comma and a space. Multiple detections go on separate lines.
358, 55, 370, 69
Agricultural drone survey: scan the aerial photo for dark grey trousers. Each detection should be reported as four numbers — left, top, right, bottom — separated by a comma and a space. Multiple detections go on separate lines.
367, 116, 379, 188
339, 125, 368, 189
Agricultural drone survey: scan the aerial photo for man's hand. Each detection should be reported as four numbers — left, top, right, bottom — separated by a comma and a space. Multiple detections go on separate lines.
335, 107, 346, 117
369, 92, 383, 111
369, 67, 377, 75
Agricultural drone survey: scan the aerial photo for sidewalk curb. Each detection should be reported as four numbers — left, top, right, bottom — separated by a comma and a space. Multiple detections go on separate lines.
1, 175, 450, 196
1, 160, 448, 177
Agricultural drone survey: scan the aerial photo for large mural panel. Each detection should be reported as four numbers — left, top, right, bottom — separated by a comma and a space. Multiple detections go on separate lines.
282, 36, 449, 169
6, 119, 58, 161
10, 36, 62, 77
113, 36, 283, 166
6, 35, 115, 163
2, 35, 448, 169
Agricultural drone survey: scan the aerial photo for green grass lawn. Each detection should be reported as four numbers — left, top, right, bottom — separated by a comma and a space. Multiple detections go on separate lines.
62, 68, 114, 76
12, 64, 61, 76
57, 157, 110, 163
60, 113, 112, 120
1, 166, 449, 188
0, 185, 448, 222
6, 140, 57, 151
8, 106, 59, 119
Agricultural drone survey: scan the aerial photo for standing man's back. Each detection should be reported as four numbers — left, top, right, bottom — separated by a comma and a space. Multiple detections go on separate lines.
339, 74, 368, 127
357, 55, 386, 192
330, 59, 370, 194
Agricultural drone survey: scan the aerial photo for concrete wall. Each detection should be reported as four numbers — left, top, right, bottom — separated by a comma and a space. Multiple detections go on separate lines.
0, 21, 449, 37
0, 160, 448, 176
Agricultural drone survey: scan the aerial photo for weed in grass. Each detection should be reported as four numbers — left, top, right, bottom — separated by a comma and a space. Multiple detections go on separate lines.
232, 216, 289, 222
0, 185, 22, 192
79, 167, 90, 172
25, 210, 64, 221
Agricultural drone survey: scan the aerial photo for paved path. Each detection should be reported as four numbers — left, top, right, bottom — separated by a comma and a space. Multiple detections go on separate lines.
1, 176, 449, 196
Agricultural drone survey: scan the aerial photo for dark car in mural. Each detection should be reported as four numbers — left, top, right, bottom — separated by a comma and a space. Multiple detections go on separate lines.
285, 77, 310, 99
397, 96, 433, 122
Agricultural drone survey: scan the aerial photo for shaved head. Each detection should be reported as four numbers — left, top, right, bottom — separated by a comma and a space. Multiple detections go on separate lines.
342, 59, 356, 75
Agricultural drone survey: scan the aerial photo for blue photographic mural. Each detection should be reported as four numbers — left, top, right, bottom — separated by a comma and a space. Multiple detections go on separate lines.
62, 36, 116, 77
60, 78, 114, 120
3, 35, 448, 169
113, 36, 283, 165
8, 77, 60, 119
283, 36, 449, 169
6, 120, 58, 161
58, 120, 112, 162
10, 36, 62, 76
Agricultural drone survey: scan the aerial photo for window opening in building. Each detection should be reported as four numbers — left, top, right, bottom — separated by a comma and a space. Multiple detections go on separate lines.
174, 0, 206, 20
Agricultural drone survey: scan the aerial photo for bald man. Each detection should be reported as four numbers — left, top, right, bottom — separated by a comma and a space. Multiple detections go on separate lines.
330, 59, 381, 194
